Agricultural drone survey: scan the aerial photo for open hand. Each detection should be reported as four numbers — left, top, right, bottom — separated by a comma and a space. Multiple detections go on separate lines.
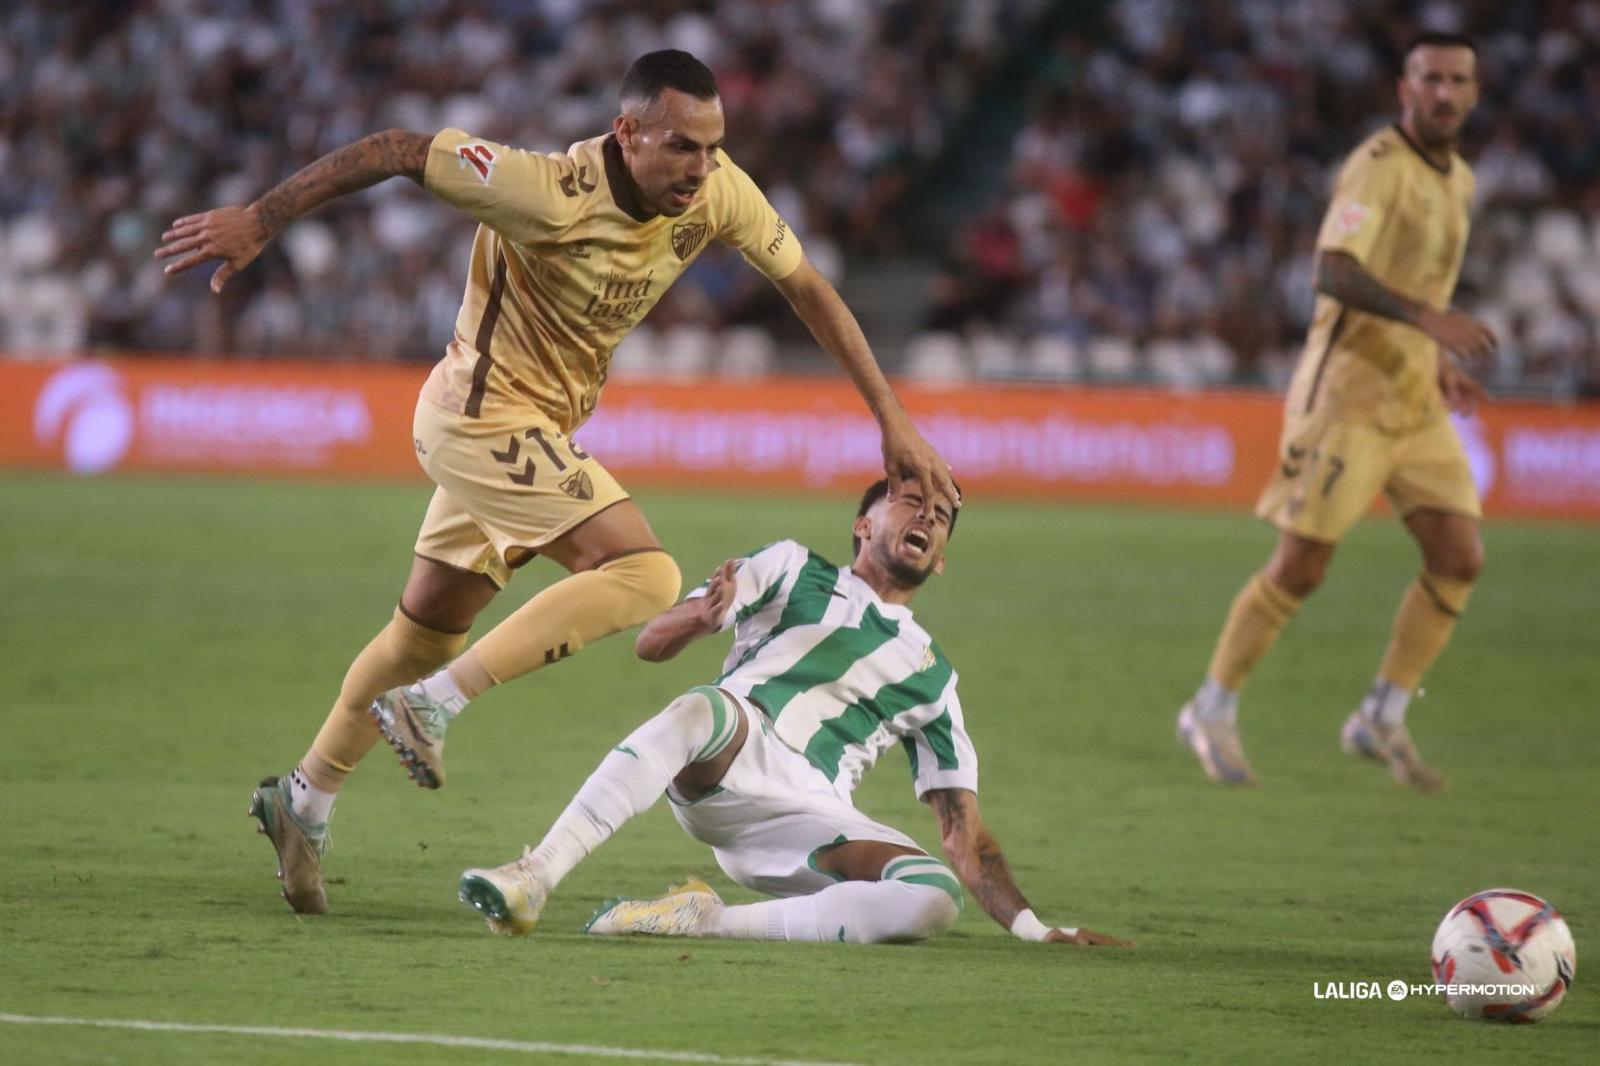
690, 560, 739, 633
1044, 926, 1135, 947
154, 205, 270, 293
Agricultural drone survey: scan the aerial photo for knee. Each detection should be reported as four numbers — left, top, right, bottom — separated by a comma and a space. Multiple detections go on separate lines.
888, 883, 961, 942
1431, 542, 1484, 585
1264, 544, 1330, 599
602, 549, 682, 617
879, 858, 963, 942
660, 687, 718, 734
390, 618, 467, 676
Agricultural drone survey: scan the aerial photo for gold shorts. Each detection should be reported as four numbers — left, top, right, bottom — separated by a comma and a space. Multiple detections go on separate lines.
1256, 414, 1481, 544
411, 398, 629, 588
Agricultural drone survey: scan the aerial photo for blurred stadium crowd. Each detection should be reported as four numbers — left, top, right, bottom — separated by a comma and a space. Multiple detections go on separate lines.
920, 0, 1600, 395
1, 0, 1597, 397
0, 0, 1036, 371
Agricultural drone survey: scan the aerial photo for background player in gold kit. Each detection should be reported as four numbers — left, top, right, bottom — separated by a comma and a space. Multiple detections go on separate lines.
1176, 33, 1494, 792
155, 50, 957, 914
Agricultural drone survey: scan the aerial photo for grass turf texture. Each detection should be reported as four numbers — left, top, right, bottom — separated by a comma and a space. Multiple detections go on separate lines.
0, 471, 1595, 1066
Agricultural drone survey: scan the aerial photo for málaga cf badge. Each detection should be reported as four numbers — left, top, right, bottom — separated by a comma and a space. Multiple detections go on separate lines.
671, 221, 708, 261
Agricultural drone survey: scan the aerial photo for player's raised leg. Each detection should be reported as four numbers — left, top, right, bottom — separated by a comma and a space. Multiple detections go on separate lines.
1342, 509, 1481, 792
251, 555, 494, 913
1177, 531, 1330, 784
371, 498, 681, 788
458, 685, 746, 934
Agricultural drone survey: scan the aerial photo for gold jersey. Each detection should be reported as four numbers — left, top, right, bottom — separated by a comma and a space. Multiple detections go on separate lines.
419, 129, 804, 432
1286, 125, 1475, 433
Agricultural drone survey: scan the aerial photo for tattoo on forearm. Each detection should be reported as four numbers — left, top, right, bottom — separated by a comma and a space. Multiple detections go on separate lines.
1316, 252, 1424, 325
255, 129, 430, 237
930, 790, 1031, 925
971, 836, 1030, 920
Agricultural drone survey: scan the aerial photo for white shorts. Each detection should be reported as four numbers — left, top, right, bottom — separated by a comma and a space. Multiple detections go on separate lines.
668, 692, 921, 898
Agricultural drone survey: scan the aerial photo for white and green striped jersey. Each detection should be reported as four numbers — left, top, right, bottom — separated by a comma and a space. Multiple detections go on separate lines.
686, 539, 977, 802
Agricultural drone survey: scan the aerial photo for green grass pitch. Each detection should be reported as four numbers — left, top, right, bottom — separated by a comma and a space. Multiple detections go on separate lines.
1, 472, 1595, 1065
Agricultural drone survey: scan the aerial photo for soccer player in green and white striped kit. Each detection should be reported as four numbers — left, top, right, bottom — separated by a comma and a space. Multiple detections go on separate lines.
458, 478, 1130, 947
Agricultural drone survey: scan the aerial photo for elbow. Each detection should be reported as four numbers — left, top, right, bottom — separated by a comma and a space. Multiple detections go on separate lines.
634, 633, 664, 662
1314, 251, 1350, 296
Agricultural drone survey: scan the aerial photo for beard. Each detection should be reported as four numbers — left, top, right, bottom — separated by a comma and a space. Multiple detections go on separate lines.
874, 539, 936, 588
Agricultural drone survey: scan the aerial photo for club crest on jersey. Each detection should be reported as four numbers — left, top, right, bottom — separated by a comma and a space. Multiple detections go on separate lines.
671, 221, 708, 261
456, 143, 497, 185
560, 470, 595, 501
1333, 201, 1370, 237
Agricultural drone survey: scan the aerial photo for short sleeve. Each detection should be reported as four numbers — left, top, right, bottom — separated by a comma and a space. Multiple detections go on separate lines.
904, 681, 979, 799
423, 128, 577, 244
709, 155, 804, 281
683, 540, 806, 633
1315, 140, 1404, 266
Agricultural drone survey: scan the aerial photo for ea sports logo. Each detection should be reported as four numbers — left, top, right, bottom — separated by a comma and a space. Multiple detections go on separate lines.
34, 364, 136, 474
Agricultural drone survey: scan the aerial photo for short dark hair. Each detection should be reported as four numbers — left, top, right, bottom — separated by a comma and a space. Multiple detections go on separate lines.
851, 478, 961, 557
620, 49, 719, 110
1402, 31, 1476, 65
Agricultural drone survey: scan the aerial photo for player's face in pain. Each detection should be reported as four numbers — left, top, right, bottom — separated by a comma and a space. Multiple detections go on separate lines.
856, 482, 955, 589
616, 88, 726, 217
1399, 45, 1479, 146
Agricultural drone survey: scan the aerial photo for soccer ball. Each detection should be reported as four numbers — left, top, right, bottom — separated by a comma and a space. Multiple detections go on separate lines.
1431, 888, 1576, 1022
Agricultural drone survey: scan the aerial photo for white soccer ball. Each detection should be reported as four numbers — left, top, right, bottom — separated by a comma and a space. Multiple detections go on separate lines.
1431, 888, 1577, 1022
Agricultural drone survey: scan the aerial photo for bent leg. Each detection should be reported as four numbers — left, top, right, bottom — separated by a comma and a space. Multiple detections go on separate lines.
1193, 531, 1328, 714
446, 501, 682, 698
523, 687, 749, 890
298, 556, 495, 796
1367, 510, 1481, 720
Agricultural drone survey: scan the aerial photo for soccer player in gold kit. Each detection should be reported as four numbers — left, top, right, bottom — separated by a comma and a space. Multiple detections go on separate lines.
1176, 34, 1495, 792
156, 51, 956, 914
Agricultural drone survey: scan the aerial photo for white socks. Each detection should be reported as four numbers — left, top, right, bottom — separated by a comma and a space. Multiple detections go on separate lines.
517, 687, 963, 946
527, 687, 736, 887
709, 877, 960, 944
418, 669, 471, 719
288, 765, 335, 825
1193, 676, 1239, 724
1361, 678, 1412, 728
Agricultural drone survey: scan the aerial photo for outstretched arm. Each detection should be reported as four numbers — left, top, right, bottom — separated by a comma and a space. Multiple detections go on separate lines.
1316, 250, 1494, 413
155, 128, 432, 292
635, 559, 737, 662
925, 787, 1132, 946
772, 257, 958, 516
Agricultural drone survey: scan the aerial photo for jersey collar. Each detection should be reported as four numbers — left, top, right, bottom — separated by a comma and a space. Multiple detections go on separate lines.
602, 134, 658, 223
1391, 123, 1453, 176
842, 566, 915, 621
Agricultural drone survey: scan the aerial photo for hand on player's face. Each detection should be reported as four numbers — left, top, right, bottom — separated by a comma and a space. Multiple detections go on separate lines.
618, 90, 725, 217
154, 205, 269, 293
867, 478, 954, 585
881, 421, 960, 521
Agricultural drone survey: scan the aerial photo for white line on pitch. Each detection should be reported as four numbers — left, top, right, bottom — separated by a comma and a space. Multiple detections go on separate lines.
0, 1013, 861, 1066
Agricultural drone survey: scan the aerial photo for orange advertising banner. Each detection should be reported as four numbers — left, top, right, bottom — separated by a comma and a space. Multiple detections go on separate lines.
4, 357, 1600, 520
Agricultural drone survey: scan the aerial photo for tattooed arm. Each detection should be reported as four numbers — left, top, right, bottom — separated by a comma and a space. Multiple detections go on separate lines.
925, 788, 1131, 946
155, 128, 432, 292
1316, 250, 1497, 365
